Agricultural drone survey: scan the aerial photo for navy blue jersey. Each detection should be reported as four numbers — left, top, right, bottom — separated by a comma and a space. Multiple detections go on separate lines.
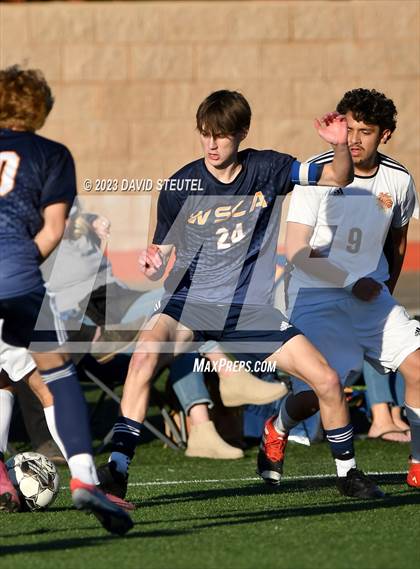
0, 129, 76, 298
153, 149, 296, 305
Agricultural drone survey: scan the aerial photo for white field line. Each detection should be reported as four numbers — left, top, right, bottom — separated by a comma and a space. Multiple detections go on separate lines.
60, 471, 406, 491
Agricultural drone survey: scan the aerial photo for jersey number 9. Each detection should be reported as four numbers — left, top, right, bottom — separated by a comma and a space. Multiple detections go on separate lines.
346, 227, 362, 254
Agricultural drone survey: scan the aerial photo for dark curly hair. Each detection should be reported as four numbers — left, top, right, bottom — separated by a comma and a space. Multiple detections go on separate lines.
336, 88, 397, 133
0, 65, 54, 131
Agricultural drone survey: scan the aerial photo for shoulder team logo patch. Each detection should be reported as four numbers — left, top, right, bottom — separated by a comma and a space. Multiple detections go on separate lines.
376, 192, 393, 211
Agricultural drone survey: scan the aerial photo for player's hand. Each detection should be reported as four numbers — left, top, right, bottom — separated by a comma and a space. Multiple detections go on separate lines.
351, 278, 382, 301
92, 216, 111, 240
138, 245, 163, 279
314, 112, 348, 146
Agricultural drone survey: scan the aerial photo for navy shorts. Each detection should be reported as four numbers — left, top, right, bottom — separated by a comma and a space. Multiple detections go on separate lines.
155, 296, 302, 362
0, 285, 65, 351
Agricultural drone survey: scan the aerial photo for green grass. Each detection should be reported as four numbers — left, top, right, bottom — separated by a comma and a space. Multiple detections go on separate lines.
0, 440, 418, 569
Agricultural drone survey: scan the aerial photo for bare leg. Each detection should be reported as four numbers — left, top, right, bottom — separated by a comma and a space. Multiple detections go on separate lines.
189, 404, 210, 426
399, 350, 420, 464
120, 314, 194, 423
22, 368, 68, 460
257, 336, 385, 497
367, 403, 410, 442
24, 368, 53, 408
29, 350, 99, 485
390, 405, 410, 432
266, 335, 349, 430
99, 315, 194, 480
30, 351, 70, 372
399, 350, 420, 409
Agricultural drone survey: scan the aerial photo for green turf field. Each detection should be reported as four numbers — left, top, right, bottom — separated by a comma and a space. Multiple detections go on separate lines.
0, 440, 418, 569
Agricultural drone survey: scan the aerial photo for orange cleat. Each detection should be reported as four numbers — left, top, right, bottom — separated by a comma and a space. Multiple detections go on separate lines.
105, 492, 136, 511
70, 478, 133, 535
407, 459, 420, 488
256, 416, 288, 485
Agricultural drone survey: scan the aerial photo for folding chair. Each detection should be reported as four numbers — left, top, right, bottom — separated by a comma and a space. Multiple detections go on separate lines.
77, 354, 187, 453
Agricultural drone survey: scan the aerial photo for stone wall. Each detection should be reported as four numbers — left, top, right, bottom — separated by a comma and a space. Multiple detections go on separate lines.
0, 0, 419, 252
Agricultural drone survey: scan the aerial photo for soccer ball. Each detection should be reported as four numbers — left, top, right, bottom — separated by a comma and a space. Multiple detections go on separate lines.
6, 452, 60, 511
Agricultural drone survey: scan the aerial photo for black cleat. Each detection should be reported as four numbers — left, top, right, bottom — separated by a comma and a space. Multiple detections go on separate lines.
97, 461, 128, 499
336, 468, 385, 499
256, 416, 288, 486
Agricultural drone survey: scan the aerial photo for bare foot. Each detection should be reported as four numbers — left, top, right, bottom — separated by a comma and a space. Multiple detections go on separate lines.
368, 423, 411, 442
390, 409, 410, 433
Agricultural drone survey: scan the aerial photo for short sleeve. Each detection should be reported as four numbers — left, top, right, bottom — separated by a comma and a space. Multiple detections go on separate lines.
41, 145, 77, 209
153, 187, 184, 245
270, 151, 296, 196
392, 177, 419, 228
287, 185, 324, 227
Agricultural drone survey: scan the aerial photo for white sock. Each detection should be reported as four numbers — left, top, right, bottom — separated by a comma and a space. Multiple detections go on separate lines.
335, 457, 357, 477
0, 390, 14, 457
274, 396, 299, 434
405, 404, 420, 463
43, 405, 68, 462
110, 451, 131, 475
68, 453, 99, 486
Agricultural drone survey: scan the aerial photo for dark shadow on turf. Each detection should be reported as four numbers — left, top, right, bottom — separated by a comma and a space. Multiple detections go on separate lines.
135, 473, 409, 508
154, 491, 420, 530
0, 525, 101, 538
0, 528, 190, 556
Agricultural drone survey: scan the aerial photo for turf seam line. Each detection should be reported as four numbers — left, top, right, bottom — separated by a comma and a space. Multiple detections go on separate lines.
59, 470, 406, 491
125, 470, 407, 487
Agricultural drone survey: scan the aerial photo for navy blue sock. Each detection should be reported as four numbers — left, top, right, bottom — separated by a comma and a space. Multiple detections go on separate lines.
325, 423, 355, 460
111, 417, 142, 460
40, 362, 92, 458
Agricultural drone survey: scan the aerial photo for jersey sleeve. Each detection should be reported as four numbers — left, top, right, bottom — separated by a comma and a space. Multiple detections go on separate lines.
270, 152, 324, 196
153, 185, 184, 245
290, 159, 323, 186
392, 176, 419, 228
286, 185, 323, 227
270, 152, 296, 195
41, 145, 77, 209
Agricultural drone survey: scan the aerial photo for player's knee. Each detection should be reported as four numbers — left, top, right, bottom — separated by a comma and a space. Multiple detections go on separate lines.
401, 350, 420, 387
316, 368, 341, 401
129, 349, 159, 379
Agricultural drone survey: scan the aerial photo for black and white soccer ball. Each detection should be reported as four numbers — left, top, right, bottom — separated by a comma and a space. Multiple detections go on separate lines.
6, 452, 60, 511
